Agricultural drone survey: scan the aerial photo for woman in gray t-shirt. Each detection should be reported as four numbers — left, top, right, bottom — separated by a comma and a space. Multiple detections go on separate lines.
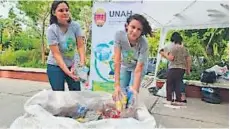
160, 35, 191, 105
113, 14, 152, 98
46, 1, 85, 91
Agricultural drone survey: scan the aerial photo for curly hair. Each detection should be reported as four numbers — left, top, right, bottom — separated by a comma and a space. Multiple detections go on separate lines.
125, 14, 153, 37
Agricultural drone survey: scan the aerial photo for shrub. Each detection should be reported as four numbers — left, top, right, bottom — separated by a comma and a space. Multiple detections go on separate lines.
15, 50, 30, 65
0, 48, 17, 66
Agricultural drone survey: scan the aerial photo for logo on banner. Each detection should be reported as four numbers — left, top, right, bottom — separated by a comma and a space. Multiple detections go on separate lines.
94, 8, 106, 27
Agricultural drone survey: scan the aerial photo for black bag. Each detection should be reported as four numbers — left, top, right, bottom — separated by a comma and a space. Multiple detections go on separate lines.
201, 87, 221, 104
200, 71, 217, 83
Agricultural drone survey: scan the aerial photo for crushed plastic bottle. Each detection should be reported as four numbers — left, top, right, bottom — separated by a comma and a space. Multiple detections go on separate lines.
74, 104, 88, 119
73, 54, 89, 82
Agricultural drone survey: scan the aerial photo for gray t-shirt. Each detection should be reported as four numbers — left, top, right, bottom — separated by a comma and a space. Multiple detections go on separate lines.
46, 21, 84, 67
169, 44, 189, 69
162, 43, 189, 69
114, 30, 148, 70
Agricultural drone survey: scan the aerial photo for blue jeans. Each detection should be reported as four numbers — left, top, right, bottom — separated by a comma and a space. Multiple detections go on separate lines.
47, 64, 81, 91
120, 68, 146, 93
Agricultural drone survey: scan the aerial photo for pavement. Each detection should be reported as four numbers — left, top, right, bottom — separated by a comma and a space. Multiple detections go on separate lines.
0, 78, 229, 128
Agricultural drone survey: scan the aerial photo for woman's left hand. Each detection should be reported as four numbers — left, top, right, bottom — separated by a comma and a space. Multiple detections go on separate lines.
70, 66, 75, 74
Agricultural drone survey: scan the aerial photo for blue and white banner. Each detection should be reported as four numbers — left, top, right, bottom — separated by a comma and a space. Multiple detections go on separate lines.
89, 2, 142, 92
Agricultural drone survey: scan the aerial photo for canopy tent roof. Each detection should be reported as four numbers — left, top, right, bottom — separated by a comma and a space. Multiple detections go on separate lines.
107, 0, 229, 29
141, 0, 229, 30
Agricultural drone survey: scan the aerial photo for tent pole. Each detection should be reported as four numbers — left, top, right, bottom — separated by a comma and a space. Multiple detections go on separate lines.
153, 28, 168, 83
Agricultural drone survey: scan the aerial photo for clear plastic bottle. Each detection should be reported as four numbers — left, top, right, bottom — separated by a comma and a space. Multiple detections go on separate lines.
73, 53, 89, 82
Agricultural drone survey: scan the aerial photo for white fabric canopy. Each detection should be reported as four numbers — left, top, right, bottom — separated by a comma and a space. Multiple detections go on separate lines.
141, 0, 229, 29
108, 0, 229, 29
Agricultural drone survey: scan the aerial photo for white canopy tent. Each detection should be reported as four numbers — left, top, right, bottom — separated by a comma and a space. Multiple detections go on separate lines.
94, 0, 229, 82
138, 0, 229, 79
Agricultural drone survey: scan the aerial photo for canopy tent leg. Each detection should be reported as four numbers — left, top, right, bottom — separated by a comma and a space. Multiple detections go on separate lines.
153, 28, 169, 82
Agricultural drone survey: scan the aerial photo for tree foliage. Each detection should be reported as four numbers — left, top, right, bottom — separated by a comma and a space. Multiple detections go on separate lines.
147, 30, 160, 57
16, 1, 92, 64
79, 5, 92, 58
181, 28, 229, 66
17, 1, 51, 63
68, 1, 92, 20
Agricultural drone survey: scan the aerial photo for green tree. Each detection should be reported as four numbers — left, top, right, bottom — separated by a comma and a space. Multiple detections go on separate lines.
16, 1, 92, 64
79, 5, 92, 57
17, 1, 51, 64
182, 28, 229, 65
7, 8, 22, 50
0, 15, 22, 51
147, 30, 160, 57
12, 29, 40, 51
68, 1, 92, 21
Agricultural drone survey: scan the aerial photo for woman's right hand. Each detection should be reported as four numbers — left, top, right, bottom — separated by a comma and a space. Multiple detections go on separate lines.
67, 71, 79, 81
113, 86, 121, 100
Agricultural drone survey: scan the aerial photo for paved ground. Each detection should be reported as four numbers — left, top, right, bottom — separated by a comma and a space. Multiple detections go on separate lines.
0, 78, 229, 128
151, 97, 229, 128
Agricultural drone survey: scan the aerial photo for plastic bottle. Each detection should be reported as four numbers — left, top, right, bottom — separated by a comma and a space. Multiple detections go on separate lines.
201, 87, 214, 93
75, 104, 88, 118
121, 92, 127, 110
126, 89, 136, 109
115, 92, 127, 111
73, 54, 89, 82
115, 98, 123, 111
